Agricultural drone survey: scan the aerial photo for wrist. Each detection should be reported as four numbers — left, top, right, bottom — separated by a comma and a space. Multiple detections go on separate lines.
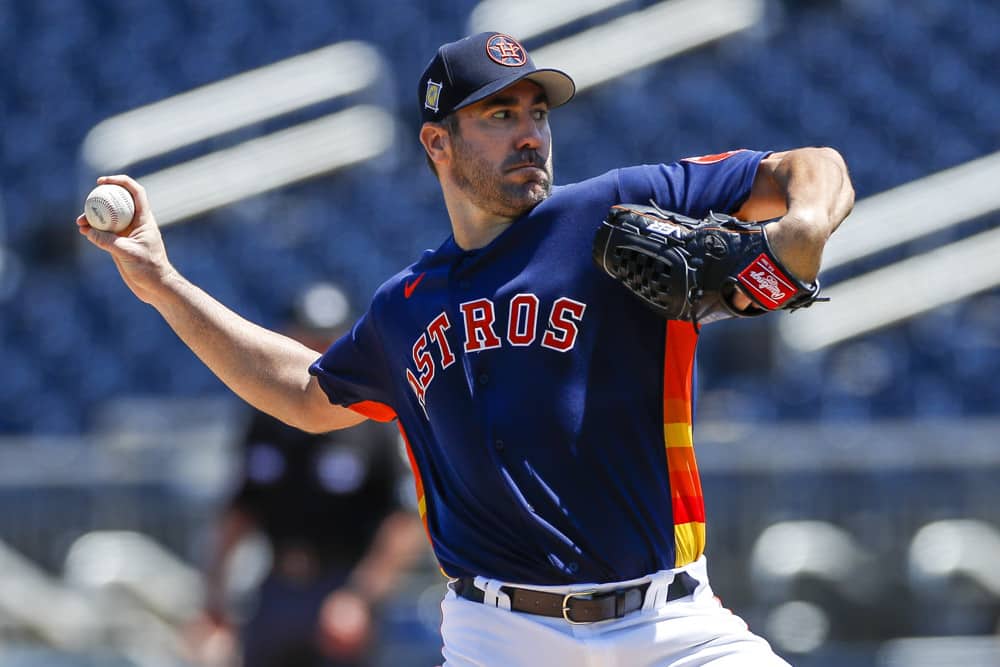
763, 220, 824, 285
147, 267, 190, 309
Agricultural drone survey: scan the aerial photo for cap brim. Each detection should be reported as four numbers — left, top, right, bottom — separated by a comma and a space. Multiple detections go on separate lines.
452, 68, 576, 114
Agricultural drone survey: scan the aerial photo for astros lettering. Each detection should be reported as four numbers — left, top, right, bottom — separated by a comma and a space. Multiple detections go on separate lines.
405, 293, 586, 409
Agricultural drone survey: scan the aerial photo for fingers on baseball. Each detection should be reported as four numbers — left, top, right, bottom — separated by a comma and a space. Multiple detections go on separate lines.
97, 174, 148, 213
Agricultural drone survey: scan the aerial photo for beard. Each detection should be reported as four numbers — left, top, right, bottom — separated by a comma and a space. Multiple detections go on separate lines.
450, 135, 553, 219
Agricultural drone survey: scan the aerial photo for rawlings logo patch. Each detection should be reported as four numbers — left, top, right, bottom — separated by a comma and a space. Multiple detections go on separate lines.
737, 254, 798, 309
486, 34, 527, 66
424, 79, 443, 112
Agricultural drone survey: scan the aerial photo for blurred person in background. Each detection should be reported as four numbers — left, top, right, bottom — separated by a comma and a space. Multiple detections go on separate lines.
190, 282, 427, 667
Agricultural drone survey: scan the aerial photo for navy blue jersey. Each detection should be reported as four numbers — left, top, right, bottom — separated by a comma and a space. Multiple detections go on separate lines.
311, 150, 767, 585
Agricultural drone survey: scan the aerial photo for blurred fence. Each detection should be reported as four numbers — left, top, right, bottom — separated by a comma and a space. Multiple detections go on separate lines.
2, 413, 999, 666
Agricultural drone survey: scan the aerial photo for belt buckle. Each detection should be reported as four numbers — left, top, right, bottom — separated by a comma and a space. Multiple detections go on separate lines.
561, 588, 599, 624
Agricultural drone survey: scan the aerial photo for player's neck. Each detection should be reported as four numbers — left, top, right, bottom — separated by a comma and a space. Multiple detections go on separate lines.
443, 192, 516, 251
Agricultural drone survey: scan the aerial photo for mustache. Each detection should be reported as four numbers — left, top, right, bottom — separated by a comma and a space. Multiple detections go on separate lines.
503, 151, 547, 171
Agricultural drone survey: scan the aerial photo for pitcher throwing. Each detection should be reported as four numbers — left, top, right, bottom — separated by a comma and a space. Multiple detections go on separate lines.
78, 31, 854, 666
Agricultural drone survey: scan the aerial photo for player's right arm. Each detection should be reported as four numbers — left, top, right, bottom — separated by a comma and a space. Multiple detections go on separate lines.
76, 175, 365, 434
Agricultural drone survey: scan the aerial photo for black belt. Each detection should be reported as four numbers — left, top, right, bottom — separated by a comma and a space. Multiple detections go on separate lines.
452, 571, 698, 624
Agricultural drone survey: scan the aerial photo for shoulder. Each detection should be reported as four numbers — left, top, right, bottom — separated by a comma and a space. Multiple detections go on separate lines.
552, 168, 622, 197
673, 149, 771, 181
376, 237, 454, 295
367, 238, 458, 316
537, 169, 624, 213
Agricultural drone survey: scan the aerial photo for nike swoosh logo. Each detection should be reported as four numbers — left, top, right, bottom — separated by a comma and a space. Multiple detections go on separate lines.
404, 272, 427, 299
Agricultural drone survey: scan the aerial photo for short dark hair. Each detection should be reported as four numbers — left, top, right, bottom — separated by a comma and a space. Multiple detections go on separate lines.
424, 113, 461, 177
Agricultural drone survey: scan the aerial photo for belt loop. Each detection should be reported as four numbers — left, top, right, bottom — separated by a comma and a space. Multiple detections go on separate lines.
658, 573, 676, 608
614, 589, 627, 618
642, 572, 674, 611
477, 577, 512, 610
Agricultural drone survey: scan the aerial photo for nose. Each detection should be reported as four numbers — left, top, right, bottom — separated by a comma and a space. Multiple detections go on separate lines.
515, 115, 544, 152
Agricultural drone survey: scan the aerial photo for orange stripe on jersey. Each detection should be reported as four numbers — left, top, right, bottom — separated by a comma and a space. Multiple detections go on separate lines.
395, 422, 444, 573
397, 424, 426, 520
662, 321, 697, 399
662, 320, 705, 567
663, 398, 691, 425
671, 492, 707, 524
668, 451, 704, 500
349, 400, 398, 422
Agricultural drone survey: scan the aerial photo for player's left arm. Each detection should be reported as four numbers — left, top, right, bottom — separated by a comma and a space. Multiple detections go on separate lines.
734, 147, 855, 284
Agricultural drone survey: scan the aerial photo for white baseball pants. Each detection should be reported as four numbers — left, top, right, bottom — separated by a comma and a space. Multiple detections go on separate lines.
440, 557, 791, 666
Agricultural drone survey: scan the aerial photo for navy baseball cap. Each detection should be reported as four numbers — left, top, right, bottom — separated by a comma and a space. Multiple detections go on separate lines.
418, 32, 576, 124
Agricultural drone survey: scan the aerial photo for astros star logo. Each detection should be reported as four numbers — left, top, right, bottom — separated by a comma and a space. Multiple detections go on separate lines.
486, 34, 527, 67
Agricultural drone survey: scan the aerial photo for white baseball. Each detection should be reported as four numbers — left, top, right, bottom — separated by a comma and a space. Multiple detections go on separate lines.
85, 184, 135, 233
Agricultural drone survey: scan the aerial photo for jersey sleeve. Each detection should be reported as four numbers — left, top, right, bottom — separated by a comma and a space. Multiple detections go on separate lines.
616, 149, 770, 218
308, 307, 397, 422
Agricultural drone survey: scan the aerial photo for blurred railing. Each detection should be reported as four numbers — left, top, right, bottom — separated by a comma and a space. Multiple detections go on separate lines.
2, 414, 999, 665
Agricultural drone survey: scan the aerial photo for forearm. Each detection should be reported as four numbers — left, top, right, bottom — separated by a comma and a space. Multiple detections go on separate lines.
149, 271, 361, 432
759, 148, 855, 282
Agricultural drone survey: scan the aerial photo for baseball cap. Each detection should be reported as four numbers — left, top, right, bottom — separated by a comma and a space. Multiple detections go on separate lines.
418, 32, 576, 124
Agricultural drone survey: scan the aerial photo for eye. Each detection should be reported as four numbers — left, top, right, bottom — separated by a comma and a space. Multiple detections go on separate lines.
532, 109, 549, 121
491, 110, 511, 119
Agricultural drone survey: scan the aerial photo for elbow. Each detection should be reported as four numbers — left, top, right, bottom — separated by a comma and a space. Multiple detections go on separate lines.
265, 384, 336, 434
269, 407, 329, 434
821, 146, 856, 223
797, 146, 855, 225
290, 383, 368, 433
290, 416, 334, 435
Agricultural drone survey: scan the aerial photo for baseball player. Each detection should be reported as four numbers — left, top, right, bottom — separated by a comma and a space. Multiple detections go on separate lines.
78, 32, 853, 667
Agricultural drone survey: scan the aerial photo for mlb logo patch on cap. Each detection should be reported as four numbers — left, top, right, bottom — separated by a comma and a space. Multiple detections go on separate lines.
424, 79, 443, 113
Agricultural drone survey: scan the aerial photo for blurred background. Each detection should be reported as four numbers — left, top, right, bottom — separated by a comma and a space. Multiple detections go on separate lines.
2, 0, 1000, 665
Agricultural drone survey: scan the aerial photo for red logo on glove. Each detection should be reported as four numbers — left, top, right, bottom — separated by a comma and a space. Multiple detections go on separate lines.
737, 254, 798, 309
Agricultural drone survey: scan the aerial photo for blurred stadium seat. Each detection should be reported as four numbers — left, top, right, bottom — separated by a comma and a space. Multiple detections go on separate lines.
907, 519, 1000, 636
0, 539, 103, 651
64, 531, 203, 625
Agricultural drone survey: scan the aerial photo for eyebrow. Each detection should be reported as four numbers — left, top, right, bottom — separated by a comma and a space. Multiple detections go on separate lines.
481, 91, 550, 109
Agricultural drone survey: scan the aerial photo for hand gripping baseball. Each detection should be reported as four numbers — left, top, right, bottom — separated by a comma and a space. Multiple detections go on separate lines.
592, 203, 825, 326
76, 175, 178, 305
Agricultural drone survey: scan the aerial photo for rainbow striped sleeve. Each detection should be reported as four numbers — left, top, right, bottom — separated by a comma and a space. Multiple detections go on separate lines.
662, 321, 705, 567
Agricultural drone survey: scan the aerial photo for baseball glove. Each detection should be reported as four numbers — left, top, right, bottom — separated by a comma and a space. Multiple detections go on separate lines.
592, 203, 824, 326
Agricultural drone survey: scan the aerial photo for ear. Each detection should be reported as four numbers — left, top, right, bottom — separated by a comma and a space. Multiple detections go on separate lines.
420, 122, 451, 168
